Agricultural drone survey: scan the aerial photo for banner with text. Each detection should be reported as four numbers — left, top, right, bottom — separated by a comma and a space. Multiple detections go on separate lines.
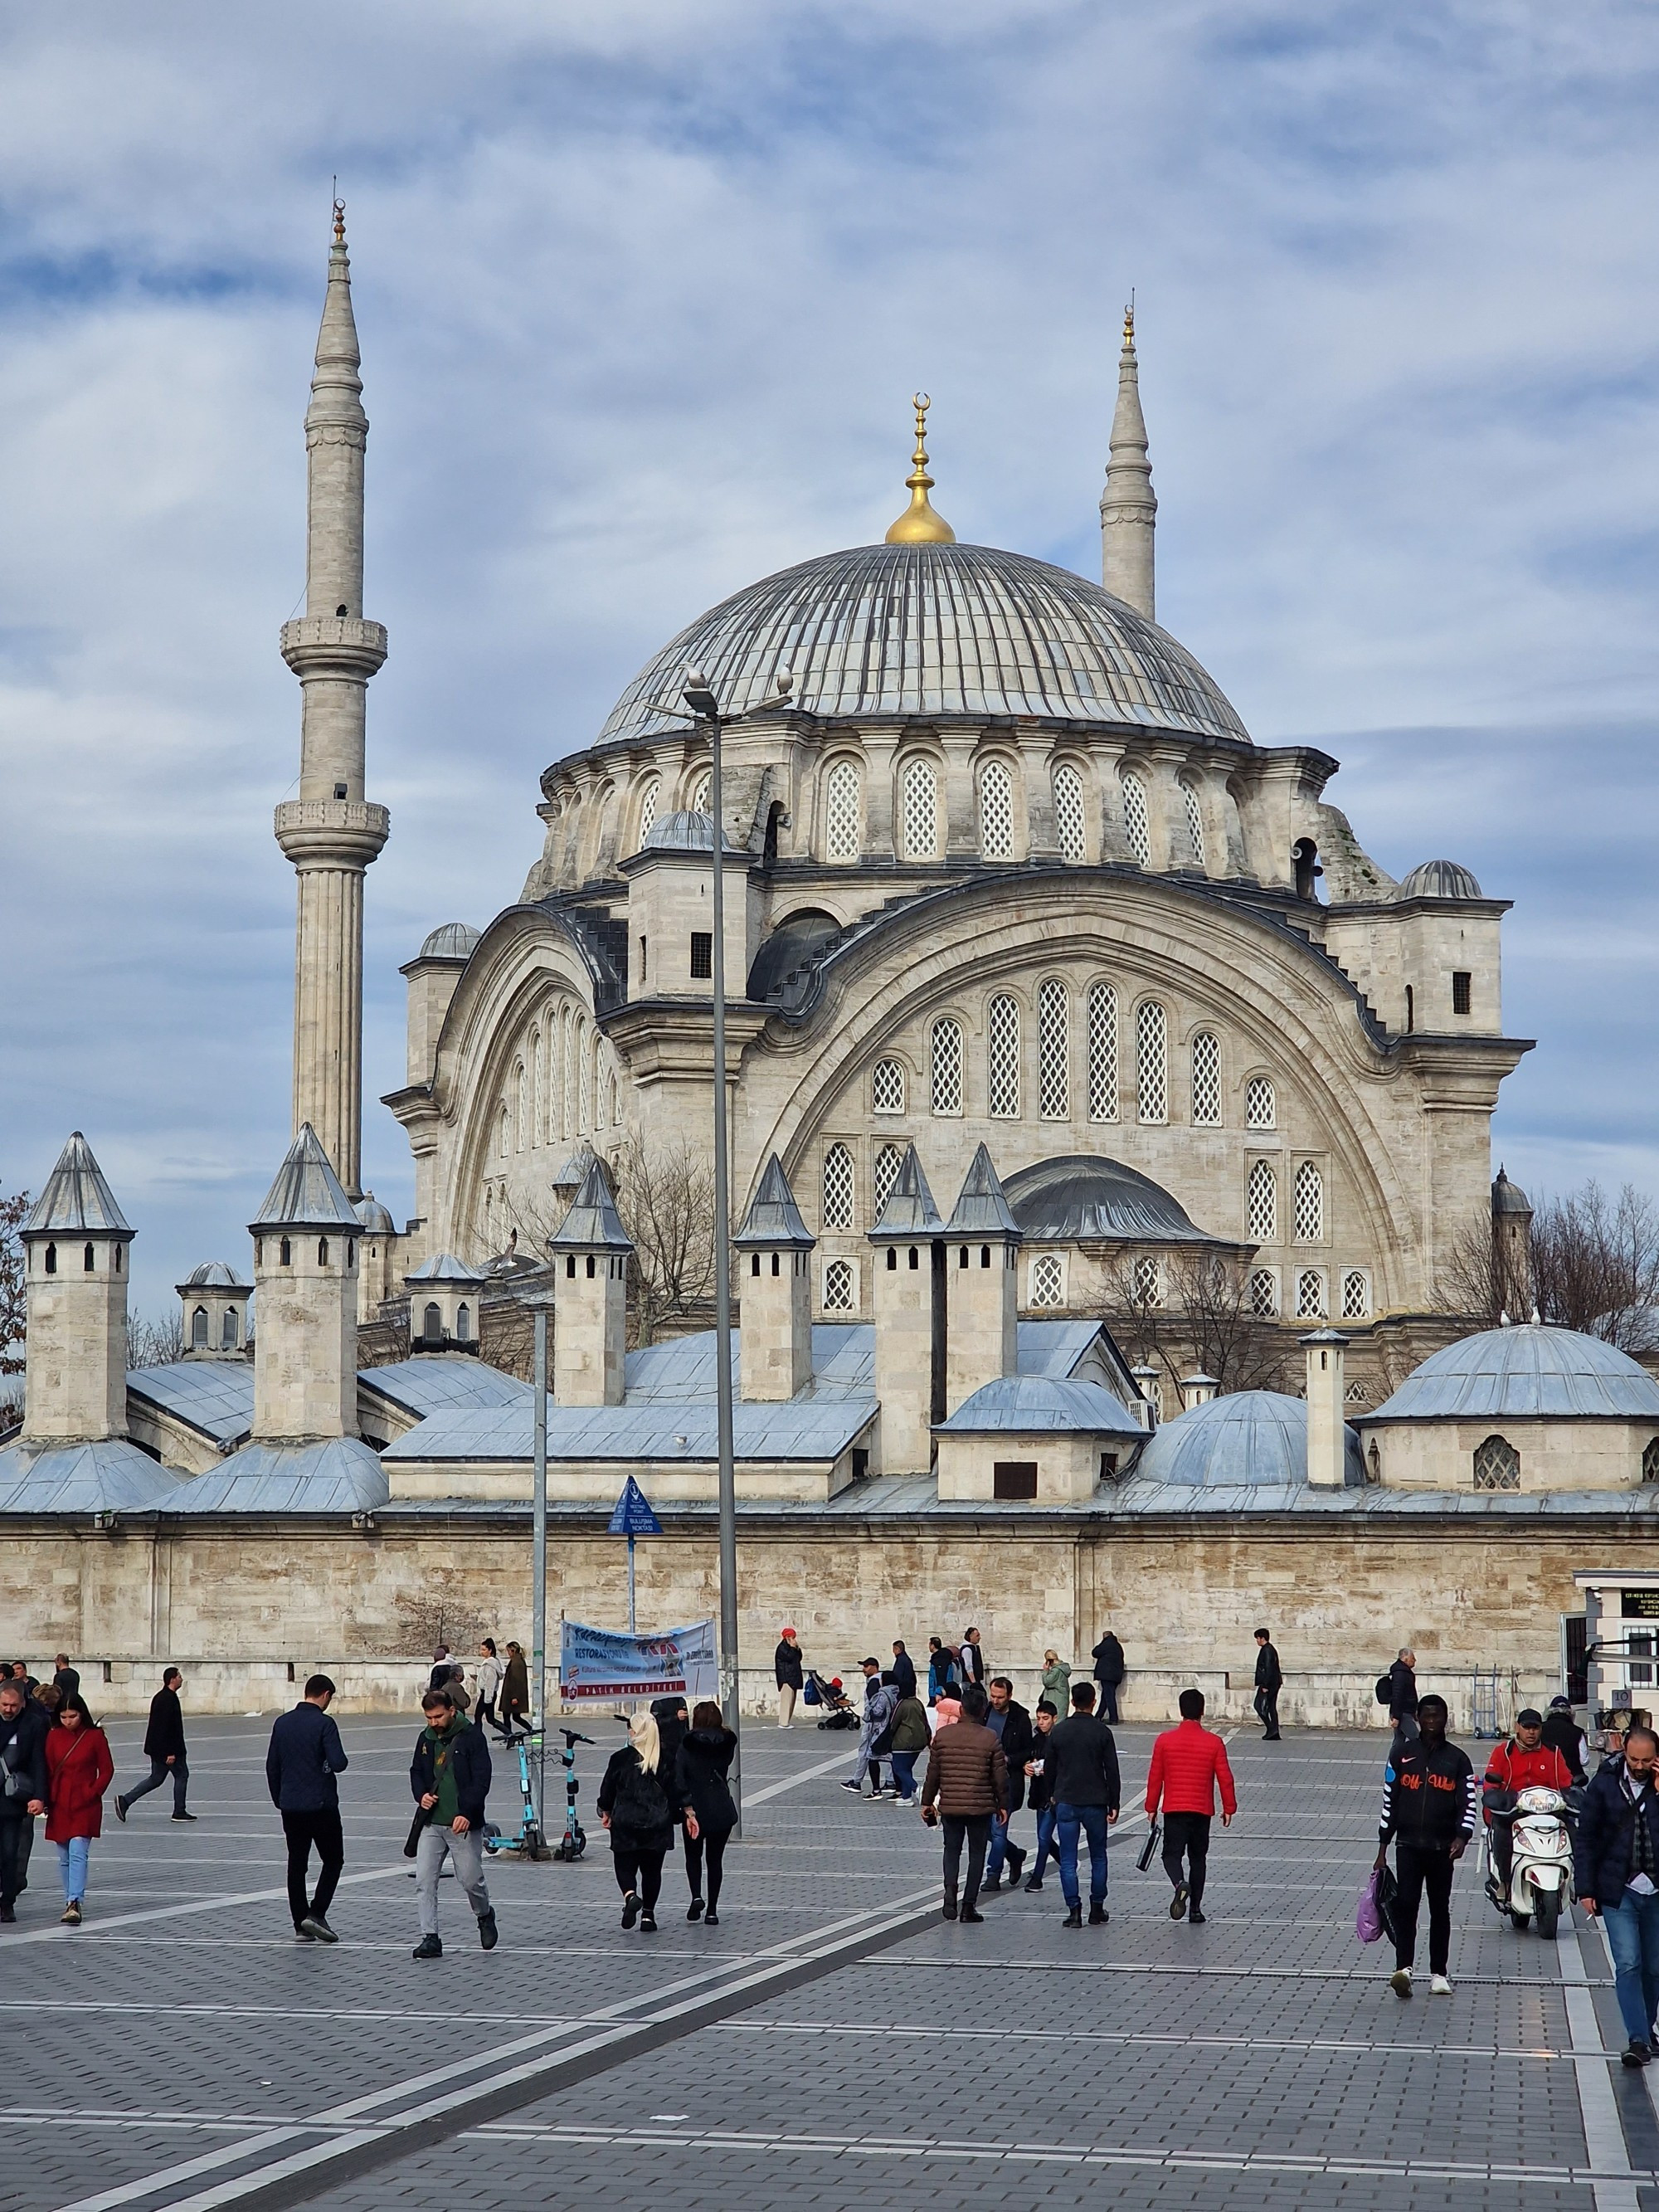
558, 1615, 718, 1705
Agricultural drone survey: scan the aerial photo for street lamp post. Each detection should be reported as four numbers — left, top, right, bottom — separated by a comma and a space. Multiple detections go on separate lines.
519, 1285, 556, 1855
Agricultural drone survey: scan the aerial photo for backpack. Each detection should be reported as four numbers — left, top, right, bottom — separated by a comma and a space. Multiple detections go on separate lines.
1374, 1673, 1394, 1707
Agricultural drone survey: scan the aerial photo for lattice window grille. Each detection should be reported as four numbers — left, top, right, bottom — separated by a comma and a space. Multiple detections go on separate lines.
637, 778, 660, 845
1029, 1254, 1065, 1308
980, 759, 1014, 859
1341, 1269, 1370, 1319
987, 995, 1022, 1118
1295, 1268, 1326, 1319
690, 770, 712, 813
871, 1059, 906, 1115
1181, 781, 1206, 866
1190, 1031, 1221, 1126
823, 1259, 855, 1312
931, 1017, 964, 1115
825, 761, 861, 861
1132, 1255, 1163, 1307
822, 1143, 854, 1230
1119, 768, 1151, 865
1294, 1161, 1325, 1243
1039, 981, 1068, 1119
1472, 1434, 1520, 1492
1245, 1075, 1276, 1131
1345, 1381, 1370, 1405
1248, 1267, 1278, 1318
902, 759, 938, 860
873, 1144, 903, 1220
1087, 982, 1118, 1121
1642, 1437, 1659, 1484
1136, 1000, 1167, 1123
1053, 764, 1087, 861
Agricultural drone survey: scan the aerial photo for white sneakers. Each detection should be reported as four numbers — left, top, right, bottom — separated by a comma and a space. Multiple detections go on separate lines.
1430, 1973, 1453, 1995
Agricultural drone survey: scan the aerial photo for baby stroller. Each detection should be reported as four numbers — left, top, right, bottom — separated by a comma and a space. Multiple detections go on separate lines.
806, 1670, 859, 1729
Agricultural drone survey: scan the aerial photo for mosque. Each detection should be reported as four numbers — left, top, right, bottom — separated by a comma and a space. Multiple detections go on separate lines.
4, 216, 1659, 1724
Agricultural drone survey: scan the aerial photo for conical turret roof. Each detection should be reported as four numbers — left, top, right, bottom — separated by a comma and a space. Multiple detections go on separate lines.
24, 1133, 132, 1239
734, 1155, 815, 1250
943, 1143, 1020, 1239
547, 1158, 634, 1254
868, 1143, 943, 1240
251, 1125, 362, 1231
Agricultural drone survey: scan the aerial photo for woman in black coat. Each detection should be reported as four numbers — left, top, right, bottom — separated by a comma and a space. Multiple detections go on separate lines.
676, 1703, 737, 1926
596, 1710, 681, 1932
499, 1643, 530, 1738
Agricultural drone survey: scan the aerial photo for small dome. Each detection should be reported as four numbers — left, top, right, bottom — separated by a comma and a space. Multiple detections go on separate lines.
419, 921, 481, 961
1491, 1167, 1531, 1216
1366, 1323, 1659, 1423
935, 1376, 1146, 1440
355, 1193, 397, 1235
1135, 1390, 1365, 1488
182, 1261, 246, 1289
405, 1251, 486, 1284
640, 810, 742, 856
1398, 860, 1483, 901
1005, 1155, 1224, 1245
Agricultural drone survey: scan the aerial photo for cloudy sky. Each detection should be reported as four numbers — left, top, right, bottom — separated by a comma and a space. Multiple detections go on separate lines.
2, 1, 1656, 1315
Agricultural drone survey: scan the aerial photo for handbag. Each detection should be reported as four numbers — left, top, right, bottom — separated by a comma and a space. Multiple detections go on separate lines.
1136, 1818, 1160, 1873
403, 1805, 434, 1858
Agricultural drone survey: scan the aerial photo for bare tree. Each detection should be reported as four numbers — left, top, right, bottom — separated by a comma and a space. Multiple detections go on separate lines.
1438, 1216, 1527, 1328
1439, 1182, 1659, 1355
0, 1189, 27, 1376
1097, 1248, 1292, 1400
611, 1138, 718, 1347
128, 1308, 187, 1368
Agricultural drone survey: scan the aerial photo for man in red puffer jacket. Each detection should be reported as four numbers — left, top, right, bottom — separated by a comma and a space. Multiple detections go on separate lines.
1482, 1708, 1574, 1904
1145, 1688, 1237, 1925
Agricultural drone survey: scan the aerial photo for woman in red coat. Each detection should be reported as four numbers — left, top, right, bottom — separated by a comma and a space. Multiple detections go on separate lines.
45, 1697, 115, 1926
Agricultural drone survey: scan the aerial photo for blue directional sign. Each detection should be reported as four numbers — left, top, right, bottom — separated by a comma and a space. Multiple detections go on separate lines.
607, 1475, 664, 1538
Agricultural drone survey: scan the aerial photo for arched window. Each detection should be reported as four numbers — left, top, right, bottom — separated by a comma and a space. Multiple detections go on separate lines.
279, 1237, 292, 1268
1341, 1269, 1370, 1319
689, 769, 712, 813
499, 1103, 510, 1161
873, 1143, 903, 1220
1643, 1437, 1659, 1484
1039, 980, 1068, 1120
591, 1030, 604, 1130
319, 1238, 330, 1265
1053, 763, 1086, 862
1131, 1255, 1162, 1307
1245, 1075, 1276, 1131
514, 1060, 527, 1152
931, 1017, 964, 1115
823, 1259, 854, 1311
979, 759, 1014, 859
1247, 1160, 1277, 1243
1136, 1001, 1167, 1123
1295, 1268, 1326, 1318
825, 760, 861, 860
83, 1242, 95, 1272
577, 1016, 591, 1132
191, 1305, 208, 1349
1248, 1267, 1278, 1317
872, 1059, 905, 1115
1190, 1032, 1221, 1126
636, 776, 660, 847
456, 1303, 471, 1343
822, 1143, 854, 1230
1180, 780, 1205, 866
221, 1308, 238, 1349
1087, 983, 1118, 1121
987, 995, 1021, 1118
562, 1007, 577, 1138
1118, 767, 1151, 865
902, 758, 938, 860
610, 1073, 620, 1127
424, 1301, 442, 1340
1472, 1434, 1520, 1491
1029, 1253, 1065, 1308
1293, 1161, 1324, 1243
44, 1243, 56, 1274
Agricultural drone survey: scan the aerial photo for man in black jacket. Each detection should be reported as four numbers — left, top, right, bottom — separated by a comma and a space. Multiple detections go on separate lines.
1576, 1724, 1659, 2066
410, 1687, 497, 1960
116, 1669, 192, 1823
51, 1654, 80, 1707
1253, 1629, 1283, 1741
890, 1641, 917, 1701
1021, 1701, 1062, 1891
1048, 1682, 1121, 1928
0, 1676, 49, 1922
1092, 1631, 1126, 1724
1387, 1649, 1419, 1742
982, 1678, 1032, 1892
1374, 1693, 1476, 1997
266, 1675, 349, 1943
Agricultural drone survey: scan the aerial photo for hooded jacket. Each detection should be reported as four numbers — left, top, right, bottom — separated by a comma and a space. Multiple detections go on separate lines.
857, 1678, 898, 1758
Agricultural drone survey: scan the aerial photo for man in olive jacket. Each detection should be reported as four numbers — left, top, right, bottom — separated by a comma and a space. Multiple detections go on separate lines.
920, 1683, 1008, 1923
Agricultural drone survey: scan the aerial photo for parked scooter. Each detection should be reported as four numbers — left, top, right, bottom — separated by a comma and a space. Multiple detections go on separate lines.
1484, 1784, 1579, 1937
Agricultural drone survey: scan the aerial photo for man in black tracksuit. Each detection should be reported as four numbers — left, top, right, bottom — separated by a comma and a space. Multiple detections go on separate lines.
1253, 1629, 1282, 1741
1374, 1693, 1477, 1997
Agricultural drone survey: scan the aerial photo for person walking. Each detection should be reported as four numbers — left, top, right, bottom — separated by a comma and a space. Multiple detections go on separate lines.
115, 1668, 193, 1823
427, 1645, 455, 1693
842, 1658, 898, 1798
51, 1655, 80, 1707
774, 1628, 805, 1728
1577, 1722, 1659, 2065
958, 1629, 986, 1688
1387, 1649, 1420, 1742
1091, 1629, 1126, 1725
474, 1640, 505, 1737
1374, 1692, 1475, 1998
887, 1683, 930, 1804
266, 1674, 349, 1943
927, 1637, 958, 1705
1253, 1629, 1283, 1741
410, 1684, 497, 1959
499, 1640, 531, 1738
0, 1674, 49, 1924
1146, 1688, 1237, 1924
1047, 1681, 1120, 1927
890, 1641, 917, 1701
1542, 1695, 1589, 1783
1021, 1701, 1062, 1891
44, 1695, 114, 1927
677, 1701, 737, 1925
982, 1677, 1032, 1892
919, 1682, 1008, 1922
597, 1709, 679, 1932
1040, 1649, 1072, 1711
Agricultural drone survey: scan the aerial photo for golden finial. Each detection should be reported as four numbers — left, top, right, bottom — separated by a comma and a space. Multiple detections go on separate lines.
1122, 292, 1136, 348
884, 391, 956, 545
333, 193, 347, 248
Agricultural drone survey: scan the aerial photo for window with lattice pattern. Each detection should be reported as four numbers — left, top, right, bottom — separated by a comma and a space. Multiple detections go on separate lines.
1295, 1268, 1326, 1318
822, 1143, 854, 1230
1472, 1433, 1520, 1491
1053, 764, 1086, 861
1181, 782, 1206, 866
1190, 1031, 1221, 1125
1248, 1266, 1278, 1317
1341, 1269, 1370, 1319
823, 1259, 855, 1312
1245, 1075, 1276, 1130
988, 995, 1021, 1118
873, 1143, 902, 1220
931, 1017, 963, 1115
1294, 1160, 1324, 1243
637, 778, 660, 846
872, 1059, 905, 1115
1087, 982, 1118, 1120
1039, 980, 1068, 1119
1029, 1253, 1065, 1307
902, 758, 938, 859
979, 759, 1014, 859
1136, 1000, 1167, 1122
1345, 1381, 1369, 1405
690, 770, 712, 813
1132, 1255, 1162, 1306
825, 760, 861, 861
1119, 767, 1151, 865
1643, 1438, 1659, 1484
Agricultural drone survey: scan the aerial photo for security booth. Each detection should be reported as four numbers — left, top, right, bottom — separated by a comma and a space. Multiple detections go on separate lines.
1574, 1571, 1659, 1729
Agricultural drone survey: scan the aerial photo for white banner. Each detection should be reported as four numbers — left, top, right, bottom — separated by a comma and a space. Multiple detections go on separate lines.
558, 1615, 718, 1705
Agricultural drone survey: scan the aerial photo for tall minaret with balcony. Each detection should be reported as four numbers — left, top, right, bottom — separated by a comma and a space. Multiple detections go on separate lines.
275, 202, 389, 1199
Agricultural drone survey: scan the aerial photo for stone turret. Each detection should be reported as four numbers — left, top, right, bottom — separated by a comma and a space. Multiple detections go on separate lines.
548, 1158, 632, 1407
868, 1143, 944, 1476
354, 1192, 400, 1323
942, 1143, 1019, 1415
1492, 1166, 1534, 1315
19, 1133, 134, 1443
178, 1263, 251, 1359
251, 1124, 362, 1441
404, 1251, 485, 1351
1100, 303, 1156, 620
1301, 1328, 1348, 1488
735, 1154, 815, 1403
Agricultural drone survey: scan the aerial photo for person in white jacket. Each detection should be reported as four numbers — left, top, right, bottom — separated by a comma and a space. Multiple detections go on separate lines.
473, 1639, 506, 1738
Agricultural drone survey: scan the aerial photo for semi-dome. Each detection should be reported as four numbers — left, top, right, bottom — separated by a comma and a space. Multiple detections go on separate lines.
1398, 860, 1483, 901
419, 921, 480, 960
1135, 1389, 1365, 1488
598, 543, 1250, 747
1004, 1155, 1228, 1245
639, 810, 742, 856
1365, 1323, 1659, 1424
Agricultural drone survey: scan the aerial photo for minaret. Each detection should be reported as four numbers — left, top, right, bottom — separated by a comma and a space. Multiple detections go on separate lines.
1100, 303, 1156, 620
275, 202, 389, 1198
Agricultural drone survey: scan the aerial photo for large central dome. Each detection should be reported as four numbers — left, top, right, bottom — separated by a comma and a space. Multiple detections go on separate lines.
598, 543, 1249, 747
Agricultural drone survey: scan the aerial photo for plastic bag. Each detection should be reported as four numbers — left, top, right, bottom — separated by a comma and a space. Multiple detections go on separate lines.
1356, 1869, 1384, 1942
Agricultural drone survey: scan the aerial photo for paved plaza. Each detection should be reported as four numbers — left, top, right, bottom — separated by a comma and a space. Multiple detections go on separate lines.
5, 1713, 1659, 2212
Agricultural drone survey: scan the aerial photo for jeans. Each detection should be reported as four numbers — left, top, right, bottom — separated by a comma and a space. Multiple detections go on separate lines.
1253, 1686, 1280, 1737
1603, 1887, 1659, 2047
56, 1835, 90, 1904
611, 1846, 665, 1915
684, 1825, 731, 1911
1162, 1810, 1212, 1907
281, 1807, 344, 1929
1029, 1803, 1059, 1880
777, 1683, 797, 1727
415, 1823, 491, 1936
123, 1756, 188, 1815
942, 1813, 990, 1910
1057, 1801, 1109, 1909
1096, 1681, 1120, 1724
889, 1752, 917, 1800
986, 1808, 1027, 1882
1393, 1840, 1457, 1974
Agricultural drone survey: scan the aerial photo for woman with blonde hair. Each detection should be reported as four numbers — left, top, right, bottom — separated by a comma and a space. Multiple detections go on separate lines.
596, 1708, 684, 1932
1040, 1649, 1072, 1708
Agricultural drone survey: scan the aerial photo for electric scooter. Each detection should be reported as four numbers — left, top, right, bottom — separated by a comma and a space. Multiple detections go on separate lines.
1484, 1785, 1579, 1937
482, 1725, 591, 1862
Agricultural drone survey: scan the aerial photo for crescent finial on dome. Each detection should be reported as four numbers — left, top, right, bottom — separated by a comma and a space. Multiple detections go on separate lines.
884, 392, 956, 544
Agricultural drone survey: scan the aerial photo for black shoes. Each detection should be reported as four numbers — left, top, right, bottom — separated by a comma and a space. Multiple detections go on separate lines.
621, 1889, 640, 1929
703, 1910, 719, 1927
1023, 1875, 1044, 1893
114, 1796, 128, 1823
478, 1909, 499, 1950
1170, 1882, 1190, 1921
1088, 1903, 1108, 1925
412, 1934, 443, 1960
960, 1907, 985, 1923
1189, 1907, 1208, 1926
688, 1896, 705, 1922
1006, 1844, 1027, 1880
171, 1812, 197, 1822
640, 1911, 658, 1932
1063, 1905, 1083, 1928
0, 1903, 15, 1924
942, 1901, 959, 1921
1625, 2041, 1652, 2069
299, 1914, 337, 1944
982, 1876, 1003, 1893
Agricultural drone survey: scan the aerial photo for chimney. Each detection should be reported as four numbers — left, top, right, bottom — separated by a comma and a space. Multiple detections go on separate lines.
941, 1143, 1020, 1415
1301, 1328, 1348, 1488
1179, 1371, 1218, 1412
1130, 1363, 1160, 1431
868, 1143, 944, 1475
734, 1155, 815, 1402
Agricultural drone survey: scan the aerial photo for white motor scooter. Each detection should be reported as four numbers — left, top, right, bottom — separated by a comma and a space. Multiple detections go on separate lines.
1485, 1784, 1577, 1938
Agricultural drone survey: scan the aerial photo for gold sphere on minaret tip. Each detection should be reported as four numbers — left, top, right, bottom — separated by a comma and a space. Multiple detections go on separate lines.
883, 390, 956, 544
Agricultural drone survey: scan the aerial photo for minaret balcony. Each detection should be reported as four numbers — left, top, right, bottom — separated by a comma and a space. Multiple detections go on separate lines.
275, 798, 391, 868
280, 615, 388, 680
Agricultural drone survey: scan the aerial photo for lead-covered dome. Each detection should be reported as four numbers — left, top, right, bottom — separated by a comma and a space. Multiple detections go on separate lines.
1365, 1323, 1659, 1423
1136, 1390, 1365, 1488
599, 543, 1250, 745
